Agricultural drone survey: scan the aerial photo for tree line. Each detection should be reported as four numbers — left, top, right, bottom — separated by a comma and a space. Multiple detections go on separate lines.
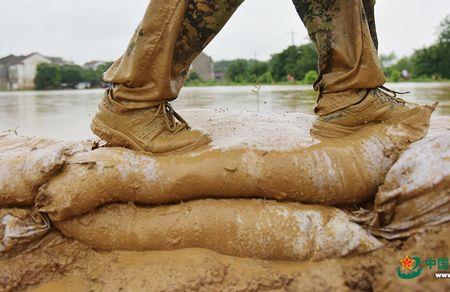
34, 62, 113, 90
188, 43, 319, 85
188, 15, 450, 85
381, 15, 450, 82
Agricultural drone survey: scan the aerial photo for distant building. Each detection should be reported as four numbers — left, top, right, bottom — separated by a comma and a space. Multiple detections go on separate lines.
84, 60, 108, 70
0, 53, 51, 90
190, 52, 214, 81
214, 72, 226, 82
0, 52, 72, 90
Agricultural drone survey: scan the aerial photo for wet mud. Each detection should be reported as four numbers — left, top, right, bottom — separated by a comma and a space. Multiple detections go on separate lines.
1, 223, 448, 291
0, 109, 448, 291
38, 106, 432, 221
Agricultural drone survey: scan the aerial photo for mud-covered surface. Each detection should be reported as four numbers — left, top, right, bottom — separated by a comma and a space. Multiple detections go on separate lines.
53, 199, 382, 261
38, 106, 434, 221
0, 223, 448, 292
0, 109, 448, 291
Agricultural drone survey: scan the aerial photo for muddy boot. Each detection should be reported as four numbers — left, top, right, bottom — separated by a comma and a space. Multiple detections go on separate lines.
91, 93, 211, 154
311, 87, 416, 138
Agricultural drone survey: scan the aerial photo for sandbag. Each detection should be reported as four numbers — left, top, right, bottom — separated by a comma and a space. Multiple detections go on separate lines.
38, 106, 434, 221
0, 208, 50, 252
0, 133, 95, 206
367, 118, 450, 239
54, 199, 382, 261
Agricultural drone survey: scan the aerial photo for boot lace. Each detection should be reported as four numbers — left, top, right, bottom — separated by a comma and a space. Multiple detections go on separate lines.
147, 102, 190, 134
377, 85, 409, 104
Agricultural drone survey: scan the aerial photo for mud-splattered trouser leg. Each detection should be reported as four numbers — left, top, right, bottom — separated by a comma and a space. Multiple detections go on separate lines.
103, 0, 244, 109
292, 0, 386, 115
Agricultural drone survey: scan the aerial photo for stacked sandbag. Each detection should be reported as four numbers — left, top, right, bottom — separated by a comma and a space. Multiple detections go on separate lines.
0, 106, 437, 262
0, 134, 95, 252
0, 133, 95, 206
54, 199, 382, 261
368, 117, 450, 239
38, 106, 434, 221
0, 208, 49, 252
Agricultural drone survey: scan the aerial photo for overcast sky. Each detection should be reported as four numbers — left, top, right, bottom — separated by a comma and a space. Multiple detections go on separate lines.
1, 0, 449, 64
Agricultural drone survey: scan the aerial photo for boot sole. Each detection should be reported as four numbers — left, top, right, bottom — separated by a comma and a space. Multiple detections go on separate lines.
91, 117, 144, 151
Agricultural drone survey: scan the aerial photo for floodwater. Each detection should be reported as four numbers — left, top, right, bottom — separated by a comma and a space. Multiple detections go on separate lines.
0, 82, 449, 141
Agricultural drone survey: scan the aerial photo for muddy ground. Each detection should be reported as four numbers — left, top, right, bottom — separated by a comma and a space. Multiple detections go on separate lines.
1, 222, 448, 292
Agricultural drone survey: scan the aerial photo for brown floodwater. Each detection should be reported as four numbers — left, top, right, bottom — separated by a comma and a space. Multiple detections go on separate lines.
0, 82, 448, 141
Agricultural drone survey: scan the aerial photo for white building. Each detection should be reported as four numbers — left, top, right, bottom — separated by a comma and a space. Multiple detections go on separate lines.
0, 53, 53, 90
83, 60, 108, 70
0, 53, 73, 90
190, 52, 214, 81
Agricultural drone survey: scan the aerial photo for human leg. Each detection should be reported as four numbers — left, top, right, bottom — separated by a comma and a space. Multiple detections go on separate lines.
91, 0, 244, 153
292, 0, 412, 137
104, 0, 244, 108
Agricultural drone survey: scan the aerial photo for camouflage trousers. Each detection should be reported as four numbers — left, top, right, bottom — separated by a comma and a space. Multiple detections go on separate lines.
104, 0, 385, 115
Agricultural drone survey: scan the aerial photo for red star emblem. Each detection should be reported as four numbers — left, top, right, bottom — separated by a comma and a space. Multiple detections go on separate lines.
400, 256, 414, 270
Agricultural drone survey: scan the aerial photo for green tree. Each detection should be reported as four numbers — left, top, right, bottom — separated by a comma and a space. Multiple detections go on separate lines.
410, 15, 450, 79
226, 59, 251, 83
384, 15, 450, 80
392, 56, 414, 74
96, 62, 113, 75
303, 70, 318, 84
379, 52, 397, 78
90, 62, 113, 87
270, 46, 298, 81
438, 15, 450, 45
60, 65, 84, 88
222, 59, 271, 83
411, 46, 447, 78
214, 60, 231, 74
388, 69, 401, 82
258, 71, 274, 84
187, 71, 202, 82
248, 60, 269, 77
215, 44, 318, 84
269, 43, 317, 82
82, 69, 99, 87
293, 44, 318, 80
34, 63, 61, 90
